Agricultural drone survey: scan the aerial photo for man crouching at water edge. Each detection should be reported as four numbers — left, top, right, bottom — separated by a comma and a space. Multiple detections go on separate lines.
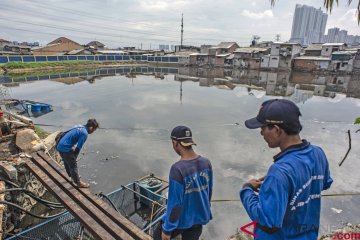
154, 126, 213, 240
240, 99, 333, 240
56, 119, 99, 188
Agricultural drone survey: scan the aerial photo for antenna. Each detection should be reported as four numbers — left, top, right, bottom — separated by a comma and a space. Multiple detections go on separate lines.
181, 13, 184, 50
275, 34, 281, 42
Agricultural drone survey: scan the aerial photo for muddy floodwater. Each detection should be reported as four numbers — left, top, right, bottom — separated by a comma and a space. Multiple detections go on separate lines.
2, 67, 360, 239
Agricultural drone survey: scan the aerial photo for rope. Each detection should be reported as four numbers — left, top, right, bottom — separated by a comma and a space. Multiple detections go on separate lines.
211, 192, 360, 203
0, 200, 65, 219
149, 202, 155, 234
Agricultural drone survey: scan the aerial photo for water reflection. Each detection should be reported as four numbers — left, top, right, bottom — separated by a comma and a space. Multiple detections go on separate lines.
2, 67, 359, 103
1, 67, 360, 239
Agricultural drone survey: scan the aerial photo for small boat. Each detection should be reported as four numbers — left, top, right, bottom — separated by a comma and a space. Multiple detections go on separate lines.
0, 99, 53, 118
6, 174, 168, 240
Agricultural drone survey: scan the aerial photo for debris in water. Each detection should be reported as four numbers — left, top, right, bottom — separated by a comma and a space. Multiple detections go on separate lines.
331, 207, 343, 214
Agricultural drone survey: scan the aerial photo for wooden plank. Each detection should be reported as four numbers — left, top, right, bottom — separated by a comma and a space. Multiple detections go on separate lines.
25, 161, 115, 240
30, 154, 135, 240
37, 151, 153, 240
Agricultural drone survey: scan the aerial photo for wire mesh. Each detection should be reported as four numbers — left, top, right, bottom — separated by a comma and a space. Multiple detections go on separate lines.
5, 180, 167, 240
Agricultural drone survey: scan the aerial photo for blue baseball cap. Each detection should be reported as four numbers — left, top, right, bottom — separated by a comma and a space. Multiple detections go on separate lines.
171, 126, 197, 147
245, 99, 301, 129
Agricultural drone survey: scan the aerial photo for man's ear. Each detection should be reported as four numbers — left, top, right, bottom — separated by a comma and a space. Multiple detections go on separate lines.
275, 125, 283, 136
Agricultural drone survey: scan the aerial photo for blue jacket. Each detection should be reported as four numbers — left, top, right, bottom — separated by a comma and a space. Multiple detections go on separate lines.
56, 125, 88, 153
240, 141, 333, 240
162, 156, 213, 234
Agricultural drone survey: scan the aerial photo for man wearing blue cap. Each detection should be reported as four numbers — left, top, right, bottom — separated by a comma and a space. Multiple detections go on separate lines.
240, 99, 333, 239
154, 126, 213, 240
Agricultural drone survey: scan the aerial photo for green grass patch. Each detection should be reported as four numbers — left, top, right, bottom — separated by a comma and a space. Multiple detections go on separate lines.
34, 126, 48, 139
2, 61, 101, 69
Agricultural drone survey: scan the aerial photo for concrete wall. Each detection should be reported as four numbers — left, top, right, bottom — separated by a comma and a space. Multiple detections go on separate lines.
330, 59, 354, 72
270, 44, 281, 55
269, 56, 280, 68
261, 55, 270, 68
293, 59, 330, 71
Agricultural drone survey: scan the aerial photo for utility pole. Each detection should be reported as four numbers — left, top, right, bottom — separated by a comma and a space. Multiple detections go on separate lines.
181, 13, 184, 50
141, 43, 142, 50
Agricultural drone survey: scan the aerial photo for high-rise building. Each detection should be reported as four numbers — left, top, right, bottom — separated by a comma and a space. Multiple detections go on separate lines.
323, 27, 360, 45
290, 4, 328, 46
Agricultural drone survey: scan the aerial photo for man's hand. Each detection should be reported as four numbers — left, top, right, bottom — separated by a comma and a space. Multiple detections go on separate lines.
161, 231, 170, 240
244, 178, 263, 192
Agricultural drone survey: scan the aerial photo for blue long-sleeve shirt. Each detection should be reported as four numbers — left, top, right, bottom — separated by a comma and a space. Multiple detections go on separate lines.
56, 125, 88, 153
162, 156, 213, 235
240, 140, 333, 240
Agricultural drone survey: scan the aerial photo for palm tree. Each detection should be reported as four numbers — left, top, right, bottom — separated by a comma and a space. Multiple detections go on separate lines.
270, 0, 360, 24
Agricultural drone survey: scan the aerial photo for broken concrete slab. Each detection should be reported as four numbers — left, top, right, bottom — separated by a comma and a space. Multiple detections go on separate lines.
0, 162, 18, 181
42, 131, 59, 151
15, 129, 45, 153
0, 181, 5, 240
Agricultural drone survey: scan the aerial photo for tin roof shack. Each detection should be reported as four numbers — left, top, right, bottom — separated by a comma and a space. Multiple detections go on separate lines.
330, 50, 357, 72
293, 56, 331, 72
0, 39, 12, 50
175, 45, 200, 54
353, 49, 360, 72
209, 42, 239, 55
215, 53, 231, 67
278, 43, 302, 69
261, 42, 302, 70
200, 45, 213, 54
321, 43, 346, 57
304, 44, 323, 56
1, 45, 32, 55
32, 37, 82, 55
65, 49, 94, 55
85, 41, 105, 50
224, 54, 234, 68
189, 53, 210, 67
233, 47, 270, 69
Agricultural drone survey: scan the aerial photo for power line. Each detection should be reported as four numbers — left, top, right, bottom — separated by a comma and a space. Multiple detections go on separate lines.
0, 18, 180, 43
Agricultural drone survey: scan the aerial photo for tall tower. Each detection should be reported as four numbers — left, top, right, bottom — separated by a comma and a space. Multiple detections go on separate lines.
290, 4, 328, 45
181, 13, 184, 49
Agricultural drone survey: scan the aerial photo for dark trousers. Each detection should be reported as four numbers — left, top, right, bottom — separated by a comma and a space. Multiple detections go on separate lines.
59, 151, 80, 184
153, 221, 203, 240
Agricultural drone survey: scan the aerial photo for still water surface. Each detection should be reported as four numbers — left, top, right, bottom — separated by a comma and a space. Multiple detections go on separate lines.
3, 68, 360, 239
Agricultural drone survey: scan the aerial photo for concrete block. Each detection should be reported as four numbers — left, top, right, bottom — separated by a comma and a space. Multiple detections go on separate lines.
0, 162, 18, 181
15, 129, 45, 153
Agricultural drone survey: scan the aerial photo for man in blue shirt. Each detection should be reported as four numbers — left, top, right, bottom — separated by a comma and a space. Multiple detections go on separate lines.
57, 119, 99, 188
240, 99, 333, 239
154, 126, 213, 240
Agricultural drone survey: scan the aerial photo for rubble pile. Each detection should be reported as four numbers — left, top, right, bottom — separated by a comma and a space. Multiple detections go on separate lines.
0, 110, 58, 237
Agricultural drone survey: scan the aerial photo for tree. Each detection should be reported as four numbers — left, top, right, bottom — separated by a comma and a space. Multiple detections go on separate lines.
270, 0, 360, 24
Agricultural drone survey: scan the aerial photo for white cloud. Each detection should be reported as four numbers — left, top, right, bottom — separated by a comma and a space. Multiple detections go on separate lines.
241, 9, 274, 19
139, 0, 188, 11
339, 8, 358, 23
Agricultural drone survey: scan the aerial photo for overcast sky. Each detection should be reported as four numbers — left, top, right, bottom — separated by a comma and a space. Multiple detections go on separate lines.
0, 0, 359, 48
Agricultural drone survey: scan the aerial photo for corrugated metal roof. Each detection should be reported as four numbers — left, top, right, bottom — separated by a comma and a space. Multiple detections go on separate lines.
216, 53, 231, 57
234, 47, 269, 53
295, 56, 330, 60
332, 50, 358, 55
211, 42, 238, 49
305, 44, 323, 51
322, 43, 346, 46
67, 49, 86, 55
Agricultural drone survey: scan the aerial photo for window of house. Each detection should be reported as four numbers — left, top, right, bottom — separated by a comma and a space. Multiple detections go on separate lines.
261, 59, 264, 62
325, 48, 329, 51
272, 57, 277, 60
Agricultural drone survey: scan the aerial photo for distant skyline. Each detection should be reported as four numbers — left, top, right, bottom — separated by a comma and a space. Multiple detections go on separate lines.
0, 0, 359, 48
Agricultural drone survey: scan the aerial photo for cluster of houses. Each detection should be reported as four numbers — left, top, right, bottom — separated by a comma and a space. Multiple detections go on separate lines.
1, 36, 359, 73
178, 41, 360, 73
0, 37, 167, 57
